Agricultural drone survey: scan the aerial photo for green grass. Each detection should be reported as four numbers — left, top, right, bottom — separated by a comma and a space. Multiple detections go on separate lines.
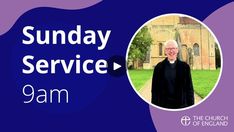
128, 70, 154, 91
128, 69, 221, 98
191, 69, 220, 98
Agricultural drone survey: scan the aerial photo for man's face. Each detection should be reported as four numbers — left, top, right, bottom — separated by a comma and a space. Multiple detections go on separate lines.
165, 42, 178, 61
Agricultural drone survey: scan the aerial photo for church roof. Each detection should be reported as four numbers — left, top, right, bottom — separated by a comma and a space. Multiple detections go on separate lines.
179, 17, 199, 24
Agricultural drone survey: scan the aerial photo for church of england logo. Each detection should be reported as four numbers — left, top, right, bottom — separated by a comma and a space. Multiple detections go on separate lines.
181, 116, 191, 126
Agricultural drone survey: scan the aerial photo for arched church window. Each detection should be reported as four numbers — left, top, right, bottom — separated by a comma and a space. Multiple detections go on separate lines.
193, 43, 200, 56
159, 43, 163, 56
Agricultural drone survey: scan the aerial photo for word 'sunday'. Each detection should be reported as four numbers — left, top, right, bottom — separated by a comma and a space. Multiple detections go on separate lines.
22, 25, 111, 50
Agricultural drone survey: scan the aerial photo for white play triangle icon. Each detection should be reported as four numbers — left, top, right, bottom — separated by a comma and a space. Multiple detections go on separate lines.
113, 62, 121, 70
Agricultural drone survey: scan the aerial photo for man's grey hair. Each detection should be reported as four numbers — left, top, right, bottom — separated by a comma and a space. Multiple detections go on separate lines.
164, 40, 178, 48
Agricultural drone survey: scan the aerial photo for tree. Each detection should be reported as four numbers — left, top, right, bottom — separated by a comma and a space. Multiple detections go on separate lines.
215, 43, 221, 68
128, 26, 152, 69
174, 27, 182, 60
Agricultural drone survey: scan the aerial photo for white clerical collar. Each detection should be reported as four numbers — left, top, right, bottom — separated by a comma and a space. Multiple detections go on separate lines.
168, 59, 176, 64
169, 60, 175, 64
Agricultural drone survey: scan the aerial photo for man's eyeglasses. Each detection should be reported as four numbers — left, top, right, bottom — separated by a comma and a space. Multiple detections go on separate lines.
165, 48, 177, 51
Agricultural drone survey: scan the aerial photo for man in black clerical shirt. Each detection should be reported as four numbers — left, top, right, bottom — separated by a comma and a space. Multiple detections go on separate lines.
151, 40, 194, 109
